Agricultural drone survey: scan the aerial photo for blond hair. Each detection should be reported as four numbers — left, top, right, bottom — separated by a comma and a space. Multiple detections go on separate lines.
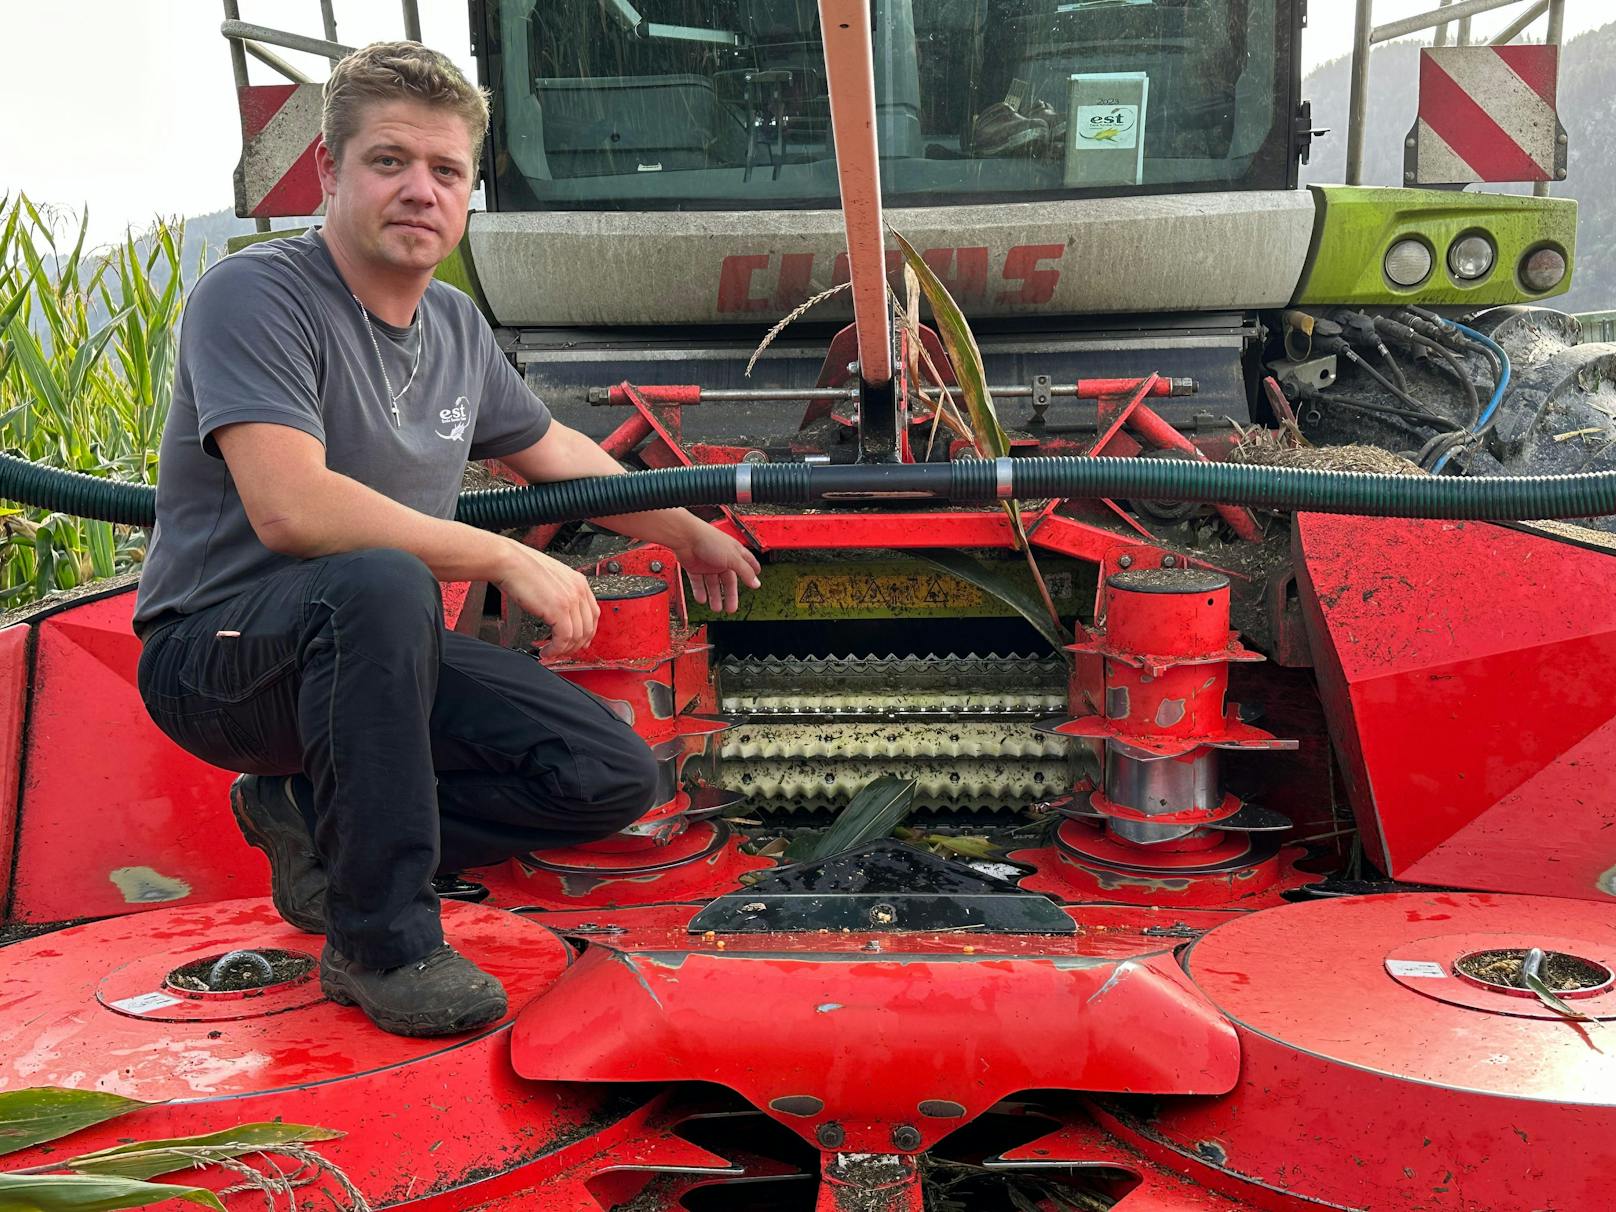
322, 41, 490, 167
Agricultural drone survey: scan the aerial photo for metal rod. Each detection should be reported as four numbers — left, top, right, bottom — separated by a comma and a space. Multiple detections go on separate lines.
1536, 0, 1566, 197
1372, 0, 1539, 44
1347, 0, 1374, 186
402, 0, 423, 41
320, 0, 341, 67
221, 1, 271, 233
589, 380, 1197, 405
220, 19, 354, 61
1457, 13, 1474, 44
817, 0, 893, 386
244, 39, 312, 82
1491, 0, 1549, 43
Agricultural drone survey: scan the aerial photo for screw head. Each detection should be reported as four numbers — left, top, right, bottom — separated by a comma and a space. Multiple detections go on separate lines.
817, 1122, 845, 1149
1118, 555, 1134, 569
1162, 555, 1178, 568
606, 561, 622, 574
891, 1124, 922, 1151
649, 560, 664, 573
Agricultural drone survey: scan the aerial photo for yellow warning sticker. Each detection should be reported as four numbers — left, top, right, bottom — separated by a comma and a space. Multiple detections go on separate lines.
793, 575, 986, 611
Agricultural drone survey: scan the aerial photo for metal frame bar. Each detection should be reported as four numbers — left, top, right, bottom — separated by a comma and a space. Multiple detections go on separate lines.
817, 0, 893, 387
244, 41, 311, 83
1347, 0, 1570, 186
221, 20, 354, 61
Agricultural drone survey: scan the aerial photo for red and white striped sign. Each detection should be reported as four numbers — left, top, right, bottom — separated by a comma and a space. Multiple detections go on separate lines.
1406, 46, 1566, 185
234, 84, 326, 219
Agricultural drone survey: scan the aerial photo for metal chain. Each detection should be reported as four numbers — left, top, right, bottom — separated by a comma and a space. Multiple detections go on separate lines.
352, 293, 424, 427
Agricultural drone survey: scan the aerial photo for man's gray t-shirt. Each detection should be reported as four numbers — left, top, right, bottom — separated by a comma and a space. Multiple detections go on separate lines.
134, 230, 551, 634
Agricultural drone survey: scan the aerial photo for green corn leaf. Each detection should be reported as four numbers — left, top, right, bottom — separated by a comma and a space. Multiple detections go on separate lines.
0, 1088, 151, 1158
58, 211, 90, 300
892, 230, 1008, 460
68, 1122, 343, 1181
0, 1173, 224, 1211
85, 521, 115, 580
914, 549, 1070, 649
65, 307, 133, 406
6, 318, 68, 433
790, 775, 917, 863
1523, 971, 1601, 1025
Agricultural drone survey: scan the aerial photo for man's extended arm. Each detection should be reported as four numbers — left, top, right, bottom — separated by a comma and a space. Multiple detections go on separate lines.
495, 421, 762, 612
213, 422, 602, 656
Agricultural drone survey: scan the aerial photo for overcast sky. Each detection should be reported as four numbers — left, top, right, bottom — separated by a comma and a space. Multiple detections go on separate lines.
2, 1, 1609, 246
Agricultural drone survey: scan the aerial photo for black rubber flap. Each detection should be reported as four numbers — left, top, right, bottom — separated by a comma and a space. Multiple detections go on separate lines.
687, 838, 1075, 935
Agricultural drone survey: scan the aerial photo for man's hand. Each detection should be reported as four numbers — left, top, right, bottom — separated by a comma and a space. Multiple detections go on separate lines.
493, 541, 601, 658
673, 526, 762, 614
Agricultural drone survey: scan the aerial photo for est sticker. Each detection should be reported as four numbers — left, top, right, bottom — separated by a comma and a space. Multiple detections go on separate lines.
1075, 104, 1140, 150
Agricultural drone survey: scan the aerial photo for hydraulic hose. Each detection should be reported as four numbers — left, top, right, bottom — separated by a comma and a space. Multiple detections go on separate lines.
20, 449, 1616, 529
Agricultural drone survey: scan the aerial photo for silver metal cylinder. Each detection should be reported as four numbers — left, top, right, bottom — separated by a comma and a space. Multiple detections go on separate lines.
1106, 744, 1220, 814
1103, 743, 1219, 845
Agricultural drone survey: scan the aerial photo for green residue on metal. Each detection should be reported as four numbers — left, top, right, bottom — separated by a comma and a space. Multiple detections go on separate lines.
688, 555, 1092, 624
1294, 185, 1578, 307
224, 226, 488, 308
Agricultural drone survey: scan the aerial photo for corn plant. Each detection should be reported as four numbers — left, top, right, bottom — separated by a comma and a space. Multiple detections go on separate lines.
0, 195, 186, 606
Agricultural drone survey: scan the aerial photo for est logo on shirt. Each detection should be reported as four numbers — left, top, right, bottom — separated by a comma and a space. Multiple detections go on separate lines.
437, 396, 471, 442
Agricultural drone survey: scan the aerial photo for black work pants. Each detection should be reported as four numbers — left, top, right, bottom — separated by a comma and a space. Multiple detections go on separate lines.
136, 549, 658, 968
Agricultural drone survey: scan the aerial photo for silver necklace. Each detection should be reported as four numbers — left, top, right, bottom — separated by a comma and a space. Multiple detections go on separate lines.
352, 294, 424, 428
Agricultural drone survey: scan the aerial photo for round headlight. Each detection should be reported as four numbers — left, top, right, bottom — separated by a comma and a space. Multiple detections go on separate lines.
1385, 239, 1434, 288
1448, 234, 1496, 281
1521, 247, 1568, 293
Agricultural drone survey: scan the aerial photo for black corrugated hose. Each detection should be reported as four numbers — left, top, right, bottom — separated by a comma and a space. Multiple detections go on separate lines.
9, 450, 1616, 529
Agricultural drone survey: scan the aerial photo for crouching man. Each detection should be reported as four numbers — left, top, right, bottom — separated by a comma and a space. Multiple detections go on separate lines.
133, 42, 759, 1037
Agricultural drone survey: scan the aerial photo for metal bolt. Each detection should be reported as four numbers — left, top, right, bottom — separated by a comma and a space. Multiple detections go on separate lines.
606, 561, 622, 574
1405, 171, 1416, 181
891, 1124, 922, 1151
869, 902, 897, 926
1406, 137, 1416, 148
817, 1122, 846, 1149
649, 560, 664, 573
1118, 555, 1134, 569
1162, 555, 1178, 568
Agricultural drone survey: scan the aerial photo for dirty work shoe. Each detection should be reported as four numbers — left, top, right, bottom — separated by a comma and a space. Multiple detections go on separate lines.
321, 943, 509, 1037
230, 774, 326, 933
969, 101, 1049, 157
1028, 100, 1067, 152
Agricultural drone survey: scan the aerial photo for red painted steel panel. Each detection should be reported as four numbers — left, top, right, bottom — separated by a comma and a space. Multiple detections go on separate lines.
1162, 893, 1616, 1210
0, 899, 615, 1208
0, 625, 28, 916
513, 944, 1238, 1154
1296, 514, 1616, 899
8, 593, 254, 923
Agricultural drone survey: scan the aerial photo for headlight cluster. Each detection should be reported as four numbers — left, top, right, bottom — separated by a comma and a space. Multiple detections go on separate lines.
1383, 233, 1567, 293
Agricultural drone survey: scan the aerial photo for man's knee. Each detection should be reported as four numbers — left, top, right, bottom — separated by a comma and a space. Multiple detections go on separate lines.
323, 549, 441, 620
573, 735, 661, 836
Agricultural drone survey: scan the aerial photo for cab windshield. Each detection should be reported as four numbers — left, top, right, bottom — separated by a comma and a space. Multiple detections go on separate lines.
480, 0, 1297, 211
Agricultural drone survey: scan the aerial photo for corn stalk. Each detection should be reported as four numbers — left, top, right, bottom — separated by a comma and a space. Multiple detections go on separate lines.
0, 196, 185, 605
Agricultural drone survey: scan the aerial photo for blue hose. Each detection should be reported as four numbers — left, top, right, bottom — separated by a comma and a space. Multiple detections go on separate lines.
1431, 320, 1512, 473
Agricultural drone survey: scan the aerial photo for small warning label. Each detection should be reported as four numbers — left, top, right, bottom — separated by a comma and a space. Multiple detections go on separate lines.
110, 991, 184, 1014
1385, 959, 1448, 980
793, 575, 985, 611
